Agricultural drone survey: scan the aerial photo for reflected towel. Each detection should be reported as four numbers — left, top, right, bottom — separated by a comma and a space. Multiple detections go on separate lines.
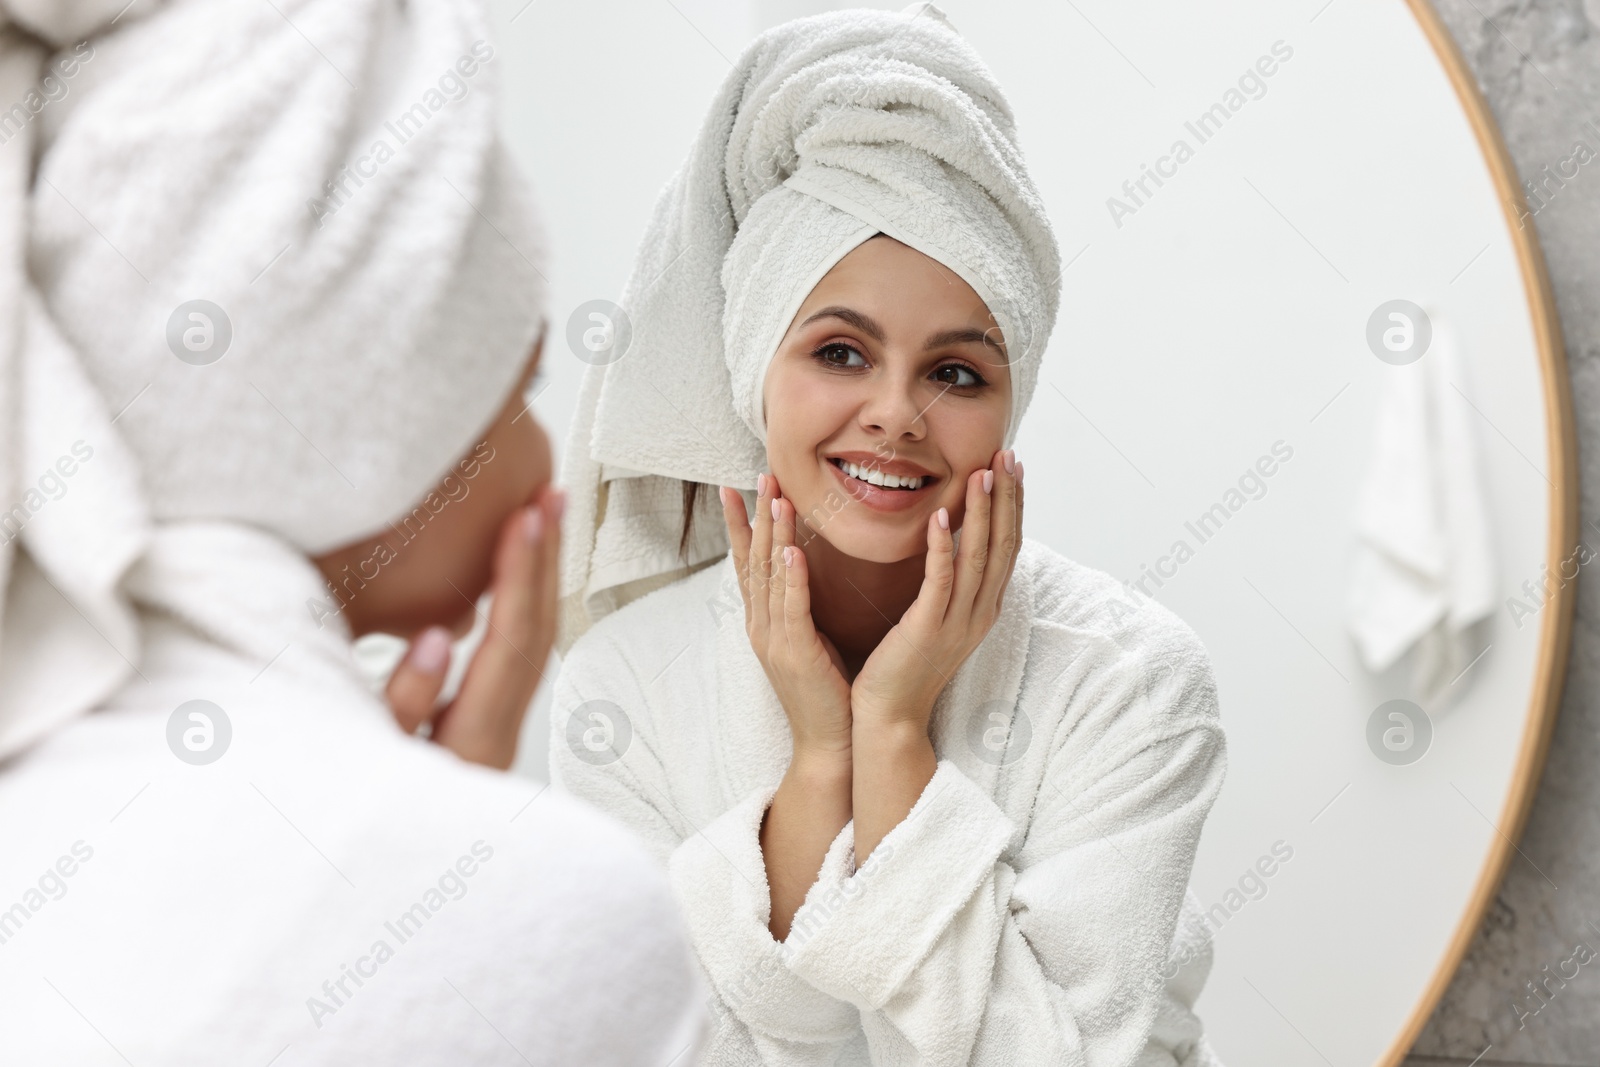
1346, 307, 1496, 703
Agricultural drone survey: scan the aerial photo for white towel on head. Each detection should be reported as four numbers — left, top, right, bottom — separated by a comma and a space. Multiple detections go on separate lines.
0, 0, 549, 760
556, 2, 1061, 654
1346, 308, 1496, 705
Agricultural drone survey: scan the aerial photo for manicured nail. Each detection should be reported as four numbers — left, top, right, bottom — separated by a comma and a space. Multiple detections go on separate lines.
522, 506, 543, 543
770, 497, 781, 521
936, 507, 949, 531
982, 469, 994, 494
410, 626, 451, 674
783, 545, 795, 568
1017, 461, 1025, 485
757, 473, 767, 496
1003, 450, 1015, 474
549, 487, 566, 521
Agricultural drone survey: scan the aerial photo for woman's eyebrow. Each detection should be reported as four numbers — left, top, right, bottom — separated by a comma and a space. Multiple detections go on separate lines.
800, 306, 1000, 351
923, 327, 996, 351
800, 306, 884, 341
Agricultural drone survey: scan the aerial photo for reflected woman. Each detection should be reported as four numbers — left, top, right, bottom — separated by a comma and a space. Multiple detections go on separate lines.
553, 6, 1227, 1065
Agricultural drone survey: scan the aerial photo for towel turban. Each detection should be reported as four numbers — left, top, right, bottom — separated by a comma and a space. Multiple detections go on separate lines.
0, 0, 548, 759
557, 3, 1060, 654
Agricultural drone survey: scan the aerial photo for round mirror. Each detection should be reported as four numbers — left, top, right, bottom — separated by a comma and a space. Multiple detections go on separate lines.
499, 2, 1574, 1061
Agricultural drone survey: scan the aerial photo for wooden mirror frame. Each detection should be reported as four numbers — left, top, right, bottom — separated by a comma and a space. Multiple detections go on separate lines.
1383, 1, 1578, 1062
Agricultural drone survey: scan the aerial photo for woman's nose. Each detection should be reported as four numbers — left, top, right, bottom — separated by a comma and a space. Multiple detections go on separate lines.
858, 375, 928, 439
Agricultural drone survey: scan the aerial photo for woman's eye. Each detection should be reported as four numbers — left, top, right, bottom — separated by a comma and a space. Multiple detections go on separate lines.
933, 363, 986, 388
814, 342, 867, 367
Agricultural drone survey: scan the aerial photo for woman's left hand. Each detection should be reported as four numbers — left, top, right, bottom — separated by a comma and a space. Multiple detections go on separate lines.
850, 448, 1024, 731
384, 482, 566, 770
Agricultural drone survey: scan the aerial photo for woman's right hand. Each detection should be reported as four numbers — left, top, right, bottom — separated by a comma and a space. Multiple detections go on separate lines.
720, 474, 854, 762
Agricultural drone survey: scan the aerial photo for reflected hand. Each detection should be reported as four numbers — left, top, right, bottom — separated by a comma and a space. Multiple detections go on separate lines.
720, 474, 854, 761
851, 449, 1023, 730
385, 483, 565, 770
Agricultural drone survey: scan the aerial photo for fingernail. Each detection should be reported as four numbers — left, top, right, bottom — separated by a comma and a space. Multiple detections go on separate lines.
410, 626, 451, 674
522, 506, 543, 543
1017, 461, 1025, 485
770, 496, 781, 521
757, 473, 767, 496
936, 507, 949, 531
982, 469, 994, 494
549, 487, 567, 521
783, 545, 795, 568
1003, 450, 1015, 475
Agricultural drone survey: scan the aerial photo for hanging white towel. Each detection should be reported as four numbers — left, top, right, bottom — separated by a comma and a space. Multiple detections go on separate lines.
1347, 307, 1496, 704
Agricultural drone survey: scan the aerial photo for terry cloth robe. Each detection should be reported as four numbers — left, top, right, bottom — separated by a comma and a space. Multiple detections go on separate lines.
0, 524, 707, 1067
550, 536, 1228, 1066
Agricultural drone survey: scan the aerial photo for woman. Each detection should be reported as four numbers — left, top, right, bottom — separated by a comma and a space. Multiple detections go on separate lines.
552, 6, 1226, 1065
0, 1, 703, 1063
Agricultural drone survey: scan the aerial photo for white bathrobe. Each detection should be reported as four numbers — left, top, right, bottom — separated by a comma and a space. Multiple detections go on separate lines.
0, 524, 707, 1066
550, 536, 1227, 1066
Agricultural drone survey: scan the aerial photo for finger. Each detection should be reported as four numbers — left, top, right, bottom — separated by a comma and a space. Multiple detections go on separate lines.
750, 473, 774, 634
781, 541, 818, 654
719, 485, 754, 615
998, 460, 1024, 604
950, 460, 994, 621
977, 449, 1019, 612
386, 625, 452, 735
444, 502, 550, 768
532, 483, 563, 662
914, 505, 957, 628
768, 493, 795, 649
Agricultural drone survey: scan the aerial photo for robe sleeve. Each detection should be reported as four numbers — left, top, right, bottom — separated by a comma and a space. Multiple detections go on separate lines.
779, 630, 1228, 1067
1133, 888, 1228, 1066
548, 636, 860, 1064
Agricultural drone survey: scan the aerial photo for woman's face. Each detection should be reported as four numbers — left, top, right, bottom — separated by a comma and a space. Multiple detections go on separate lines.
762, 235, 1012, 563
311, 333, 553, 639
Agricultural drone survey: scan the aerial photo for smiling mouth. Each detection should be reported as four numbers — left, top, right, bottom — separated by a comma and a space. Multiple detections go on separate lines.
828, 457, 933, 491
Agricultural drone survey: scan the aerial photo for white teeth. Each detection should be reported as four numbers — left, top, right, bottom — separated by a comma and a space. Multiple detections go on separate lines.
834, 459, 925, 490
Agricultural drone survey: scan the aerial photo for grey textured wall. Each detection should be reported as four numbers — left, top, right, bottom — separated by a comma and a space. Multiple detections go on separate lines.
1405, 2, 1600, 1064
